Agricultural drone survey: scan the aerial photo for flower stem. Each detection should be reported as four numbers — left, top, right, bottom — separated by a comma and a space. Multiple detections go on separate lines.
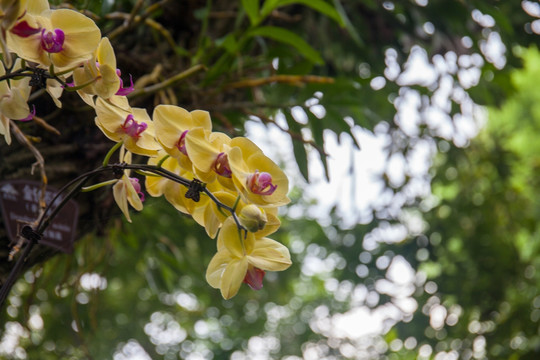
156, 154, 170, 168
103, 141, 123, 166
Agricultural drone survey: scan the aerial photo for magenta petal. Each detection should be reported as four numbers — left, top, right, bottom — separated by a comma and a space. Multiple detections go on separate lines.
115, 73, 135, 96
11, 21, 41, 37
243, 267, 265, 290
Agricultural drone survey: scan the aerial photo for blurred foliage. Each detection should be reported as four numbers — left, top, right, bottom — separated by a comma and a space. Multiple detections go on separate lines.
389, 46, 540, 359
2, 0, 540, 359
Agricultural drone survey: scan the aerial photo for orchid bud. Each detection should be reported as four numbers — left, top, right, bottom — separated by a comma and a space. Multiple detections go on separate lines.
239, 204, 267, 232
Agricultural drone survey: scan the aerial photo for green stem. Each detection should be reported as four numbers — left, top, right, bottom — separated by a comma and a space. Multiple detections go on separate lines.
127, 64, 206, 99
232, 195, 241, 212
156, 154, 170, 168
81, 179, 118, 192
103, 141, 123, 167
64, 76, 98, 92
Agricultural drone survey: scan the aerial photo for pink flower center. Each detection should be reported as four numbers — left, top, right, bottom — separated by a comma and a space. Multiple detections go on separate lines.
246, 170, 277, 195
129, 178, 145, 202
115, 69, 135, 96
213, 152, 232, 178
40, 28, 64, 53
243, 266, 265, 290
175, 130, 189, 155
121, 114, 147, 139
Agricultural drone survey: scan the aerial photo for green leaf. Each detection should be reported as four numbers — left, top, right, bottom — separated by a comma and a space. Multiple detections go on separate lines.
307, 111, 330, 181
261, 0, 344, 26
260, 0, 281, 19
247, 26, 323, 64
218, 33, 239, 54
284, 110, 309, 181
242, 0, 261, 26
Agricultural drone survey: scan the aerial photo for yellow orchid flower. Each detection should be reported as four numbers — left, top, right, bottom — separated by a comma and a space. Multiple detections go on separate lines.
111, 148, 144, 223
73, 37, 121, 106
153, 105, 213, 172
0, 60, 31, 119
0, 0, 27, 67
0, 59, 32, 144
7, 5, 100, 70
206, 217, 291, 299
227, 137, 290, 207
94, 97, 160, 157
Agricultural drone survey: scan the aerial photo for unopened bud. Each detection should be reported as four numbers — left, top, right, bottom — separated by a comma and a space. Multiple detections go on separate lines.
239, 204, 267, 232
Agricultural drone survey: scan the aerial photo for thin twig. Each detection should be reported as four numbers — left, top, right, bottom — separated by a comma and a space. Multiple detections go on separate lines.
32, 116, 61, 136
106, 3, 175, 48
225, 75, 334, 89
128, 64, 206, 99
10, 120, 48, 209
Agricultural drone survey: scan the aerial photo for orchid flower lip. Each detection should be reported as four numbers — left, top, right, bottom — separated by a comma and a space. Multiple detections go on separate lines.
129, 177, 145, 202
247, 170, 277, 195
175, 130, 189, 155
213, 152, 232, 178
115, 72, 135, 96
121, 114, 147, 139
41, 28, 65, 53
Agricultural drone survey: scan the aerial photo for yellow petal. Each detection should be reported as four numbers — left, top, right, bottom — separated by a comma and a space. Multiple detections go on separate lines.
218, 217, 245, 258
248, 238, 292, 271
96, 37, 117, 70
230, 136, 263, 158
49, 9, 101, 69
112, 180, 131, 222
255, 209, 281, 238
94, 97, 128, 133
26, 0, 49, 15
123, 176, 143, 211
206, 251, 231, 289
5, 13, 48, 64
0, 87, 30, 119
190, 110, 212, 131
0, 115, 11, 145
184, 127, 219, 173
94, 63, 120, 99
220, 257, 248, 299
153, 104, 192, 153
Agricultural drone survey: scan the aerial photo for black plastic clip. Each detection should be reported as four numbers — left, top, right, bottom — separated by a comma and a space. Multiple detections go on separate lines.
20, 225, 42, 243
29, 68, 48, 88
112, 163, 126, 179
185, 179, 205, 202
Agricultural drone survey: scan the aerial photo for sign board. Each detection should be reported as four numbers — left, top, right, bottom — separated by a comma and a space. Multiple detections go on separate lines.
0, 180, 79, 253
